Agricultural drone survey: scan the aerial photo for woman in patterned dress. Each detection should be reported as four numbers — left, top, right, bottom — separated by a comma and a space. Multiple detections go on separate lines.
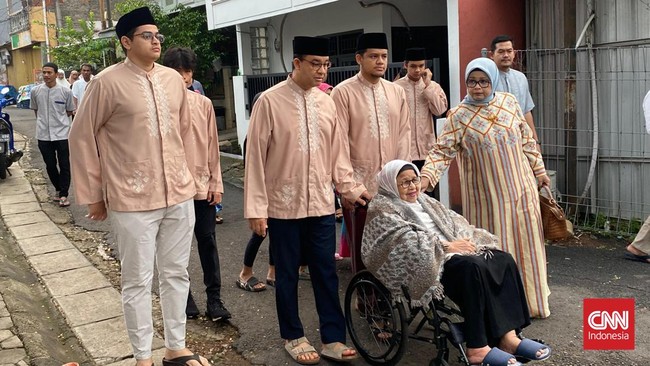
420, 58, 552, 318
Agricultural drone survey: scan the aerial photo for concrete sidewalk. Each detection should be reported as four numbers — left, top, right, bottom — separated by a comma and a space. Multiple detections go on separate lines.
0, 291, 28, 365
0, 134, 164, 365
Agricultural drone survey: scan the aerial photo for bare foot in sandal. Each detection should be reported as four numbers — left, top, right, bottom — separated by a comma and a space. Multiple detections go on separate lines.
321, 342, 358, 362
236, 275, 266, 292
163, 348, 211, 366
285, 337, 320, 365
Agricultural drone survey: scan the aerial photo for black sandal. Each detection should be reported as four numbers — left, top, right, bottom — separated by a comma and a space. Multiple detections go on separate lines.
236, 276, 266, 292
162, 353, 207, 366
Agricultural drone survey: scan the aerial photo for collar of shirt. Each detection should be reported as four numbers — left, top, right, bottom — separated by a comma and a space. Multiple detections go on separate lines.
286, 75, 316, 96
356, 72, 383, 89
124, 57, 159, 77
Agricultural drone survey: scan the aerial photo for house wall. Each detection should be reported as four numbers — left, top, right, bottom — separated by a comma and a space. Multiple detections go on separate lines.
237, 0, 447, 74
6, 47, 41, 86
233, 0, 448, 146
457, 0, 524, 100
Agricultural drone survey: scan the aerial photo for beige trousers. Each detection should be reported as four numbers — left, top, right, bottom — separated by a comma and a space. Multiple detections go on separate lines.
110, 199, 195, 360
631, 215, 650, 254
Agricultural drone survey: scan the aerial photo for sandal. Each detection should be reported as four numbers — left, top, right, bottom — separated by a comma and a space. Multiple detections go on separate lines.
266, 278, 276, 287
215, 215, 224, 224
514, 338, 551, 361
59, 197, 71, 207
321, 342, 358, 362
470, 347, 522, 366
236, 276, 266, 292
285, 337, 320, 365
162, 353, 210, 366
298, 268, 311, 281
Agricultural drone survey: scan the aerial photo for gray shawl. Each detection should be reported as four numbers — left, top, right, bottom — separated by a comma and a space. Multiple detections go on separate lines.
361, 190, 499, 309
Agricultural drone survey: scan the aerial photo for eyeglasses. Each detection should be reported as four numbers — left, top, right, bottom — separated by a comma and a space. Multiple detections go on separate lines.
466, 79, 490, 88
399, 177, 421, 189
133, 32, 165, 43
301, 59, 331, 70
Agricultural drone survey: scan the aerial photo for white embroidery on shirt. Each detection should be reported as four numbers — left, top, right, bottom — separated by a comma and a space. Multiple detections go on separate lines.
151, 74, 173, 137
280, 185, 297, 207
136, 75, 159, 137
364, 84, 390, 140
293, 90, 321, 153
197, 171, 210, 190
353, 165, 378, 194
127, 169, 150, 193
177, 159, 190, 185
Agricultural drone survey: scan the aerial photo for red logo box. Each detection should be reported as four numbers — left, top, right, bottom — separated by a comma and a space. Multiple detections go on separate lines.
583, 298, 635, 350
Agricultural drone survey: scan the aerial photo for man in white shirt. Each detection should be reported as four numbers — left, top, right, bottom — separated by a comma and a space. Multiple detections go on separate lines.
490, 35, 540, 145
71, 63, 93, 109
30, 62, 75, 207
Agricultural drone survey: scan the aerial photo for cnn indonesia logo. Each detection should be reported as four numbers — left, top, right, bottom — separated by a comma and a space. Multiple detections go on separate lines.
583, 298, 635, 350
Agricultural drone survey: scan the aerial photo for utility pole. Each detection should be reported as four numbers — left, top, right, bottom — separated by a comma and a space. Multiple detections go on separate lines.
41, 0, 50, 62
105, 0, 113, 28
99, 0, 106, 29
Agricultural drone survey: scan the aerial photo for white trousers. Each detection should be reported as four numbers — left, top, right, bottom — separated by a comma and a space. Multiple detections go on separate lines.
110, 199, 195, 360
631, 215, 650, 254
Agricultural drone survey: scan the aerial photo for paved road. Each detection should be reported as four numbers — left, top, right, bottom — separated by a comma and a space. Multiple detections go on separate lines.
8, 106, 649, 365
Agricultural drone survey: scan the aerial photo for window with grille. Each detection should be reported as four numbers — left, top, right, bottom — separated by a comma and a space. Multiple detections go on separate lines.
250, 27, 270, 75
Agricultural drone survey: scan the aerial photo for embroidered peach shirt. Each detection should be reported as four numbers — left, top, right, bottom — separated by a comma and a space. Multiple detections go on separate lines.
331, 73, 411, 195
69, 58, 196, 212
394, 77, 448, 161
244, 76, 366, 220
187, 90, 223, 200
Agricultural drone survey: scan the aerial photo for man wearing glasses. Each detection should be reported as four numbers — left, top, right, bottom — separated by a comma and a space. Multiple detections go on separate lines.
245, 36, 368, 364
330, 32, 411, 273
69, 7, 208, 366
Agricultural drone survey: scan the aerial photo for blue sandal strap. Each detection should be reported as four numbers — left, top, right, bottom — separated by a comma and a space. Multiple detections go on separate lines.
473, 347, 522, 366
515, 338, 551, 361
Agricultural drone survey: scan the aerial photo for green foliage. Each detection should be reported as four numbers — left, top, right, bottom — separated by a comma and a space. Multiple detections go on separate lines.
49, 12, 113, 71
113, 0, 229, 92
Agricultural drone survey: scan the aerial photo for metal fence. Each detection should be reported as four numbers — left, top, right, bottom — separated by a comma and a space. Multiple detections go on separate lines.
519, 45, 650, 235
244, 60, 440, 113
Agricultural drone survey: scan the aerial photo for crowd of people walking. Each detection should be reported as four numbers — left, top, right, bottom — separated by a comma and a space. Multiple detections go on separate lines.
30, 4, 648, 366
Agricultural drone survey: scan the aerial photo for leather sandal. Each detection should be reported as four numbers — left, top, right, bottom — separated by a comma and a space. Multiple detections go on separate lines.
284, 337, 320, 365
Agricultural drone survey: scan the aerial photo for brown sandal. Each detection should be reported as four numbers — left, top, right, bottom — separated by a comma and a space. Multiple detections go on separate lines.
285, 337, 320, 365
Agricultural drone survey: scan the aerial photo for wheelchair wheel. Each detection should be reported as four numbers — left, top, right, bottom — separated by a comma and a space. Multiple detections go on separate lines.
344, 271, 408, 366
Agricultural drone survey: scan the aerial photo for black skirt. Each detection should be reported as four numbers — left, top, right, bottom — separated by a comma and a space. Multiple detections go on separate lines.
440, 250, 531, 348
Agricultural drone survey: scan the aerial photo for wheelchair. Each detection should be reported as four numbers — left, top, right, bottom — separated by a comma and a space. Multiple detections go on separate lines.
344, 270, 470, 366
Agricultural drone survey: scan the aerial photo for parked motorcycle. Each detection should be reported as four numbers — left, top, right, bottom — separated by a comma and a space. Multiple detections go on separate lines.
0, 86, 24, 179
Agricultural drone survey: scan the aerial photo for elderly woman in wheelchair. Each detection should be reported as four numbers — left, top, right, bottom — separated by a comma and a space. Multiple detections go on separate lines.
357, 160, 551, 366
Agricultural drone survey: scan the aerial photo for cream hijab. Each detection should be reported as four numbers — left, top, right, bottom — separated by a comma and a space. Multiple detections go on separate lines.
376, 159, 419, 198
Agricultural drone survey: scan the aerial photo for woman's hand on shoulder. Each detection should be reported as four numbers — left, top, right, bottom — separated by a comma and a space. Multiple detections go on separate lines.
443, 239, 477, 254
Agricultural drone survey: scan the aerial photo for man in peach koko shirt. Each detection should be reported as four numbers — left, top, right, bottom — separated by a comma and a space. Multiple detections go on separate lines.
69, 7, 209, 366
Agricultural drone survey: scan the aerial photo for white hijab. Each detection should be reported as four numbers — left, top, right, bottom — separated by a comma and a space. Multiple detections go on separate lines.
376, 159, 419, 198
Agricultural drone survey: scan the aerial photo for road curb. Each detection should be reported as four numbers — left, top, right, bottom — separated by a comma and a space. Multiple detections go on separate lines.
0, 142, 166, 364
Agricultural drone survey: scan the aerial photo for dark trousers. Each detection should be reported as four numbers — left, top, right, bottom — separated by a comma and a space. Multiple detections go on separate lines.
193, 199, 222, 301
268, 215, 345, 343
243, 232, 274, 267
37, 139, 70, 197
440, 251, 530, 348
